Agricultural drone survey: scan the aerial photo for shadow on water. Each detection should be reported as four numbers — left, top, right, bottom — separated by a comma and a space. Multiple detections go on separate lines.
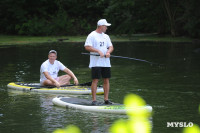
0, 42, 200, 133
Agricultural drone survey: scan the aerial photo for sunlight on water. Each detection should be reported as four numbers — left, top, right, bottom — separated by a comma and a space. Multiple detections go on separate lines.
182, 104, 200, 133
183, 124, 200, 133
53, 125, 81, 133
110, 93, 151, 133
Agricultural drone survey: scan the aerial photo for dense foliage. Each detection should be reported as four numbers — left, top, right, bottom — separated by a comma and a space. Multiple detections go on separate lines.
0, 0, 199, 38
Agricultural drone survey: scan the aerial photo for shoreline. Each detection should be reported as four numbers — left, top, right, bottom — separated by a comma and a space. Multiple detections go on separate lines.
0, 34, 197, 46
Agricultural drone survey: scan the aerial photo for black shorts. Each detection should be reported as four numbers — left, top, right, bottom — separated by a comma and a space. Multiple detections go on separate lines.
91, 67, 111, 79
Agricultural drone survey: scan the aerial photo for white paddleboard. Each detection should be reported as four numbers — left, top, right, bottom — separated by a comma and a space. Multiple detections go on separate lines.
52, 96, 153, 114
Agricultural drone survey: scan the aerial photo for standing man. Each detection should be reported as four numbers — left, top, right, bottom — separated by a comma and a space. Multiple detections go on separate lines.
40, 50, 79, 87
84, 19, 114, 105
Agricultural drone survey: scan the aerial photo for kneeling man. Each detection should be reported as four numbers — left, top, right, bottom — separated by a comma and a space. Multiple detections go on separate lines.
40, 50, 79, 87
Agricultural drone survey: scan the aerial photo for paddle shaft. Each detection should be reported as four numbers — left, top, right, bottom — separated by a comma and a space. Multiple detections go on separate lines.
32, 81, 92, 89
81, 52, 155, 64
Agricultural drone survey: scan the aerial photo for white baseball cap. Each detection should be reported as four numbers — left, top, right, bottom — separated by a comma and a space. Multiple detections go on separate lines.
97, 19, 111, 26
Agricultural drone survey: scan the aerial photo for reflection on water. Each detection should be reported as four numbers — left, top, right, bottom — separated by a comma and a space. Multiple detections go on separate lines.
15, 61, 30, 81
0, 42, 200, 133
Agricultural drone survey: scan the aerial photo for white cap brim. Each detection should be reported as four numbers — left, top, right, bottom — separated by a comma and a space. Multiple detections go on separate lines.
104, 23, 111, 26
97, 19, 111, 26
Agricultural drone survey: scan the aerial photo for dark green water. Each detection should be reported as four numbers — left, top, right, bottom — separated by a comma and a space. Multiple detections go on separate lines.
0, 42, 200, 133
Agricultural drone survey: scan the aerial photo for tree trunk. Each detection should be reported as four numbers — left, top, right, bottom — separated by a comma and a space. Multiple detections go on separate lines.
163, 0, 176, 37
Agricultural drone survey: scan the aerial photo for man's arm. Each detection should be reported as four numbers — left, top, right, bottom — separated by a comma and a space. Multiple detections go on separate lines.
63, 68, 79, 85
105, 46, 114, 58
85, 46, 104, 57
43, 72, 60, 87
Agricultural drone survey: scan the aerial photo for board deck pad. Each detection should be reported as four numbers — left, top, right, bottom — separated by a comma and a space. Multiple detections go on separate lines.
60, 97, 122, 106
15, 82, 93, 89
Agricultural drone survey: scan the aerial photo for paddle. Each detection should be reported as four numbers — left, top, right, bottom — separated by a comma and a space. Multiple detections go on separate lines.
31, 81, 92, 89
81, 52, 162, 66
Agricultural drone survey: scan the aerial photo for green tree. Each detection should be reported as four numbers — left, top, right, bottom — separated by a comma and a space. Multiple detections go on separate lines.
104, 0, 135, 35
182, 0, 200, 38
0, 0, 199, 38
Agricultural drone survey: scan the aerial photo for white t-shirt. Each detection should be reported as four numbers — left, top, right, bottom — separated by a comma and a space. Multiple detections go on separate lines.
40, 59, 66, 83
84, 31, 113, 68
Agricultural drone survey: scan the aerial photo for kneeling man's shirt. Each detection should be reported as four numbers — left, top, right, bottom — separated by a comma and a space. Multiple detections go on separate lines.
40, 60, 66, 83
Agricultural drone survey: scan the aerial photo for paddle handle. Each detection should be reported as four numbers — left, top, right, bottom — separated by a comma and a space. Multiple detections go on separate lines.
81, 52, 104, 57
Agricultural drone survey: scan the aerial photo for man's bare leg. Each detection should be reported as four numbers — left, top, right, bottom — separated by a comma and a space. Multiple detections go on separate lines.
43, 80, 54, 86
103, 78, 110, 101
91, 79, 98, 101
42, 75, 71, 87
58, 75, 71, 86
